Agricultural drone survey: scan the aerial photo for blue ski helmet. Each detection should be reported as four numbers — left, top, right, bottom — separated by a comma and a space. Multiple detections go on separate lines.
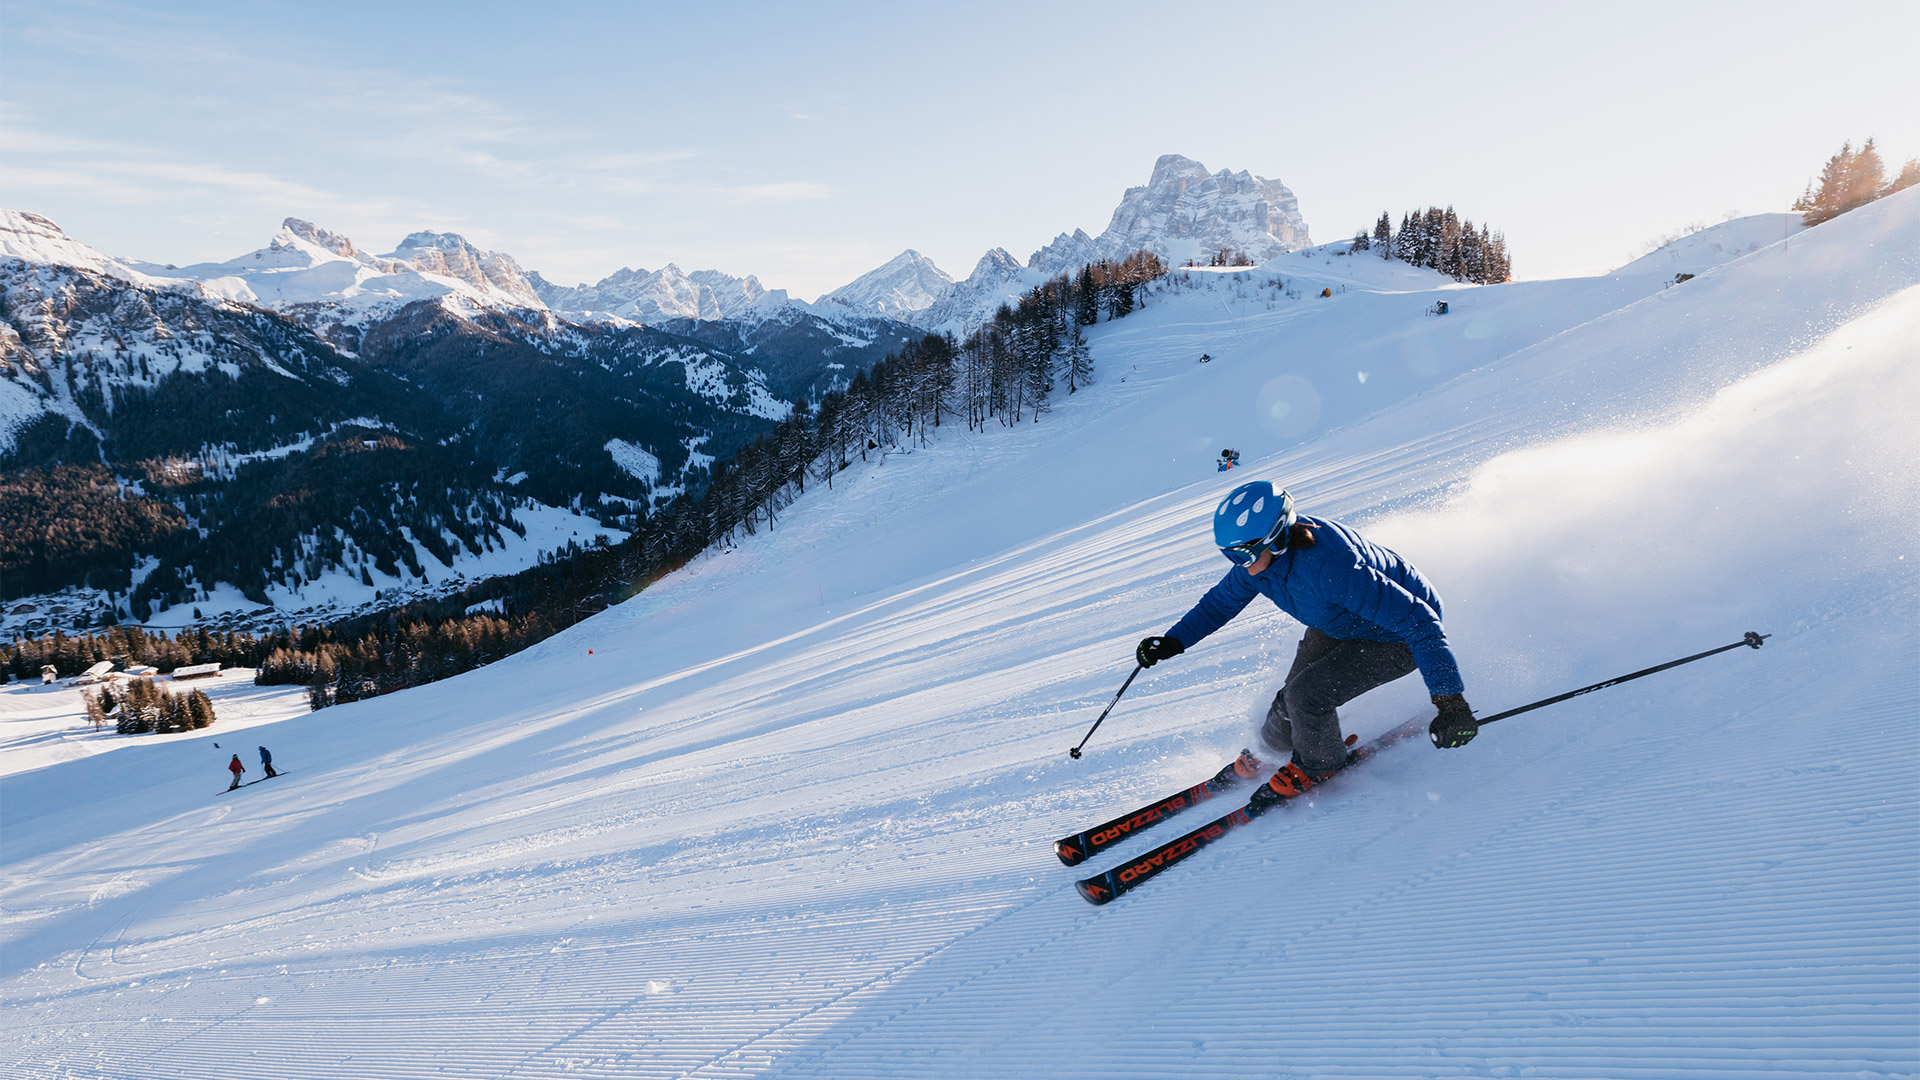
1213, 480, 1296, 562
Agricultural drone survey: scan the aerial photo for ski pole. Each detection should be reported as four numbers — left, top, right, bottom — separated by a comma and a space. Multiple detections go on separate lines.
1476, 630, 1770, 729
1069, 664, 1143, 759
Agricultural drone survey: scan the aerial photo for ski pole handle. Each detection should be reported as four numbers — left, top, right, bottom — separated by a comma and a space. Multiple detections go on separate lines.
1069, 664, 1143, 760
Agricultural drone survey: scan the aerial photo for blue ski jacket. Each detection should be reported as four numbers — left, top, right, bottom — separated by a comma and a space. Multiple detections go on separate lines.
1165, 515, 1465, 697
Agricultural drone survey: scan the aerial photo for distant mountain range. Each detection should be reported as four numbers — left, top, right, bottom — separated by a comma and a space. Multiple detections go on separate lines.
0, 153, 1313, 634
10, 152, 1308, 342
822, 154, 1311, 329
0, 210, 915, 634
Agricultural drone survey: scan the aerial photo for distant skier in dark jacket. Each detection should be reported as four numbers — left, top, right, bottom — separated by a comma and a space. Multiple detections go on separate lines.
258, 746, 277, 778
1136, 480, 1479, 789
227, 754, 245, 791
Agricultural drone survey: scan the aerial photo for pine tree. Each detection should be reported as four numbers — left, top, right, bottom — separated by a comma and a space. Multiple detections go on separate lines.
1801, 139, 1888, 226
187, 689, 216, 729
1888, 158, 1920, 196
158, 691, 190, 734
1438, 208, 1465, 280
1064, 324, 1093, 393
1073, 265, 1099, 326
1461, 223, 1486, 283
1842, 138, 1886, 213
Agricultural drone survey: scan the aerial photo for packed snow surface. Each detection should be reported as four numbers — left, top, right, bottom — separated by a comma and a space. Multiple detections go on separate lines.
2, 193, 1916, 1078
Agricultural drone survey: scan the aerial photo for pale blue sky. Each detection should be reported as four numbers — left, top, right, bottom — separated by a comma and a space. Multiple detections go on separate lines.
3, 0, 1916, 297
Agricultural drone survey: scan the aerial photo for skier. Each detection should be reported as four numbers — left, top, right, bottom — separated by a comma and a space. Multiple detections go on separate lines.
1217, 449, 1239, 472
227, 753, 245, 791
258, 746, 278, 778
1134, 480, 1478, 791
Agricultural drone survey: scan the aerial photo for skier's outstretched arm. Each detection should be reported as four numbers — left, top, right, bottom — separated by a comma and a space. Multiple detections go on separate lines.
1152, 567, 1260, 661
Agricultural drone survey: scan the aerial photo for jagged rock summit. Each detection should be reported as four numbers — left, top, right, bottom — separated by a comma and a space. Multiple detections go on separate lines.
1062, 152, 1311, 269
383, 230, 545, 307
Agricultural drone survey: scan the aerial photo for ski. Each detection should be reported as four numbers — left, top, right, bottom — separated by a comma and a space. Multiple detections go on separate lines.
1074, 718, 1426, 905
217, 771, 288, 796
1055, 750, 1266, 867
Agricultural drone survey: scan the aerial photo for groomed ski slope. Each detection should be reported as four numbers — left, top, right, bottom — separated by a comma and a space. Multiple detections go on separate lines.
2, 192, 1916, 1079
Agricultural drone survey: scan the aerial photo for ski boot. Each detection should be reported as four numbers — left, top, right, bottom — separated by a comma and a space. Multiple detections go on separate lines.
1245, 735, 1358, 817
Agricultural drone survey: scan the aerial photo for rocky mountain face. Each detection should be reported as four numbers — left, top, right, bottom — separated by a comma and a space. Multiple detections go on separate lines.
1046, 153, 1311, 269
386, 230, 546, 307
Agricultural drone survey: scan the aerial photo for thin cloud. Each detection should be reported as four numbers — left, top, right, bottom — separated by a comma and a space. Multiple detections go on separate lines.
720, 182, 832, 204
0, 114, 332, 207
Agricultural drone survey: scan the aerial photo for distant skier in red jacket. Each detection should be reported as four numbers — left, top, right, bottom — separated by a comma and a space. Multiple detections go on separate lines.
227, 754, 245, 791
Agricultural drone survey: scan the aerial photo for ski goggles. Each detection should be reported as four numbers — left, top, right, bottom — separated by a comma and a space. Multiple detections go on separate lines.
1220, 525, 1291, 565
1220, 539, 1270, 565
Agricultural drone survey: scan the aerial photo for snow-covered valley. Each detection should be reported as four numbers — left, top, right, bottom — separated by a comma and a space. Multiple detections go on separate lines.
1, 190, 1915, 1079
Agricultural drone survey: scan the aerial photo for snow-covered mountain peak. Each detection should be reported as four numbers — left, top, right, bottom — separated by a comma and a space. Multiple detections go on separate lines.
967, 247, 1021, 282
531, 262, 781, 324
1, 210, 79, 258
1027, 228, 1097, 270
385, 230, 474, 257
279, 217, 360, 259
819, 249, 955, 317
0, 208, 151, 283
689, 267, 765, 292
909, 247, 1026, 333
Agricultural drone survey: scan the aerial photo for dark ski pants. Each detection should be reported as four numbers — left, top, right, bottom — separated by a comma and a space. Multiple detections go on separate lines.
1261, 628, 1417, 773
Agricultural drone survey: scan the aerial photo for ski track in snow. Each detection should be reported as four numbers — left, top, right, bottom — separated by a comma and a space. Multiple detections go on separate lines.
1, 193, 1917, 1079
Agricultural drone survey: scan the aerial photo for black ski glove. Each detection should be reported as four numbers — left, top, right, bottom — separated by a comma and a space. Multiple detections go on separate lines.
1136, 636, 1185, 668
1429, 694, 1478, 749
